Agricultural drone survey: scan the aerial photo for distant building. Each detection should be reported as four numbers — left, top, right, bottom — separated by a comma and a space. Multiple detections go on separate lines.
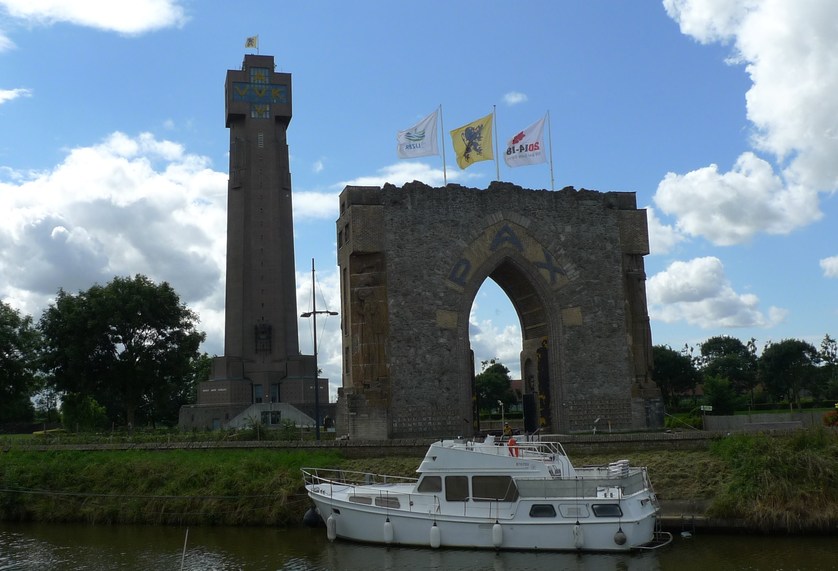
179, 54, 327, 431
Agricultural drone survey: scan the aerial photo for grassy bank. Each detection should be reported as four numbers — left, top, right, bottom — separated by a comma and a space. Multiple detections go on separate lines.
0, 448, 342, 526
2, 429, 836, 532
707, 428, 838, 531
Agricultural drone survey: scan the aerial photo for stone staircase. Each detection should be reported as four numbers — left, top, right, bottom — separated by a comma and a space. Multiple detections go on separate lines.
227, 403, 315, 429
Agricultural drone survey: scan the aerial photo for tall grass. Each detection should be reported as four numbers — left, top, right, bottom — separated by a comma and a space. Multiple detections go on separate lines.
708, 428, 838, 531
0, 449, 341, 526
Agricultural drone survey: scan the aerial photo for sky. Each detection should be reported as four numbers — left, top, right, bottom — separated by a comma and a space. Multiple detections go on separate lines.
1, 1, 837, 400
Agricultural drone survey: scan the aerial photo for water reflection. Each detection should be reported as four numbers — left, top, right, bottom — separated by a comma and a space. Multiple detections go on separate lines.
1, 523, 836, 571
316, 540, 657, 571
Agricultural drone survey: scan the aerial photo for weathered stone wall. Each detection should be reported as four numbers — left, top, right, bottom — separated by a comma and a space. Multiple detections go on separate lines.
336, 181, 661, 439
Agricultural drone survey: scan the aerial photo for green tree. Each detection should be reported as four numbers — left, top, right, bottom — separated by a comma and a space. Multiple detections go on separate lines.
0, 301, 42, 422
31, 383, 61, 424
758, 339, 819, 409
61, 392, 109, 432
818, 334, 838, 399
141, 352, 213, 426
475, 359, 514, 414
652, 345, 700, 410
702, 375, 740, 415
699, 335, 758, 404
40, 275, 206, 428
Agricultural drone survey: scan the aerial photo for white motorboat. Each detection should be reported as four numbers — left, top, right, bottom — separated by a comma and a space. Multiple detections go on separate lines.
302, 435, 672, 552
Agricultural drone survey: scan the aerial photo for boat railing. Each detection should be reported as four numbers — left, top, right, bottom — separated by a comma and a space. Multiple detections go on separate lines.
302, 467, 417, 490
474, 434, 570, 461
515, 470, 648, 499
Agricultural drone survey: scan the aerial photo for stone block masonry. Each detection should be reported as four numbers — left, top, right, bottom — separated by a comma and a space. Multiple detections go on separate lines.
335, 181, 662, 439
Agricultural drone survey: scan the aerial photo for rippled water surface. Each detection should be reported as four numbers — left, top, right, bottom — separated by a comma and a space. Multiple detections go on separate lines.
1, 523, 837, 570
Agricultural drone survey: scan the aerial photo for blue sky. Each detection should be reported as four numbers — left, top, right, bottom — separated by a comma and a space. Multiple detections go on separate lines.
1, 1, 836, 399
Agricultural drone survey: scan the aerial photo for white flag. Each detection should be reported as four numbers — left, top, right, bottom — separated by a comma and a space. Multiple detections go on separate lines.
504, 115, 547, 167
397, 109, 439, 159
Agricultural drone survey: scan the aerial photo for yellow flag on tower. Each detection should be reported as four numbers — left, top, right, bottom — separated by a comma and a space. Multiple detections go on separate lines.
245, 35, 259, 49
450, 113, 493, 169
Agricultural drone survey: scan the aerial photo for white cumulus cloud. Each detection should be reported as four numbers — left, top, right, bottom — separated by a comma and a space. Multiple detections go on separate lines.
821, 256, 838, 278
0, 0, 187, 35
0, 30, 13, 52
0, 87, 31, 104
656, 0, 838, 245
655, 152, 820, 245
0, 131, 228, 350
647, 256, 786, 328
645, 206, 685, 254
469, 315, 522, 380
503, 91, 528, 106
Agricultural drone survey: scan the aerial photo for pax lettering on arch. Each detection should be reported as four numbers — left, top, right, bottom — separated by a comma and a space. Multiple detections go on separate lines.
448, 258, 471, 287
490, 224, 524, 252
534, 247, 566, 285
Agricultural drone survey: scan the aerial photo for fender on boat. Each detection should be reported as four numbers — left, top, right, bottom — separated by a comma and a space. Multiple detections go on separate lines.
492, 522, 503, 548
614, 526, 627, 545
326, 515, 337, 542
383, 518, 394, 545
573, 522, 584, 549
430, 523, 441, 549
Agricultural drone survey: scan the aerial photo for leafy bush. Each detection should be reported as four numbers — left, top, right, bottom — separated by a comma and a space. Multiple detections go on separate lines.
664, 412, 701, 430
702, 376, 741, 415
61, 393, 108, 432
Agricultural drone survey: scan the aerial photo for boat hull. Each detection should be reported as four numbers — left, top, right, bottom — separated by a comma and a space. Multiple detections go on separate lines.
308, 493, 658, 552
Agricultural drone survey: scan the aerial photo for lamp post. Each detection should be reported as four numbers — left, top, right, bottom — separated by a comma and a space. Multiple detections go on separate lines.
498, 400, 505, 431
300, 258, 337, 441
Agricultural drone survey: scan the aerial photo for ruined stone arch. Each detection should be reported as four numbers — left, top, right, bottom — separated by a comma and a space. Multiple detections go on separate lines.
335, 181, 662, 439
452, 234, 564, 429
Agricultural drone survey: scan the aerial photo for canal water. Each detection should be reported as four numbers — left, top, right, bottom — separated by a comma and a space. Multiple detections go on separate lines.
1, 522, 836, 570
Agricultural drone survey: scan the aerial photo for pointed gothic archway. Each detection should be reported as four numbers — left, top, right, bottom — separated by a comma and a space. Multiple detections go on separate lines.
460, 251, 559, 433
335, 181, 662, 439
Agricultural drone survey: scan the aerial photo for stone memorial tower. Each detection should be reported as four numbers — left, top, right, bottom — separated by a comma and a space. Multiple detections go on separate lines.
180, 55, 317, 430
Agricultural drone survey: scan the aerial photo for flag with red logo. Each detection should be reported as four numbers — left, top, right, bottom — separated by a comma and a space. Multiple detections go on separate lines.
504, 115, 547, 167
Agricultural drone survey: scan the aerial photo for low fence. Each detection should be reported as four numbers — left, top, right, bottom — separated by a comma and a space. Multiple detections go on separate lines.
703, 411, 826, 432
4, 430, 721, 457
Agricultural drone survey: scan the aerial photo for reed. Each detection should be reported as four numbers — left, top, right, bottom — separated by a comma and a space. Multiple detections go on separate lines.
708, 428, 838, 531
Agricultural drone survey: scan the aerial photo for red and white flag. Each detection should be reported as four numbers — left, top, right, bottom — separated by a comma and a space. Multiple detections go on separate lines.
504, 115, 547, 168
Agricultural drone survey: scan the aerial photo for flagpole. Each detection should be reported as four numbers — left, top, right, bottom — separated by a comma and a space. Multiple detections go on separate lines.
439, 104, 448, 185
493, 105, 500, 181
546, 110, 555, 191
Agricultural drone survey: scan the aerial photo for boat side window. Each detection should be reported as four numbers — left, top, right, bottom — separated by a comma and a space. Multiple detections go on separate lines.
417, 476, 442, 493
375, 497, 400, 509
472, 476, 519, 502
348, 496, 373, 505
445, 476, 469, 501
529, 504, 557, 518
591, 504, 623, 517
559, 504, 590, 518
